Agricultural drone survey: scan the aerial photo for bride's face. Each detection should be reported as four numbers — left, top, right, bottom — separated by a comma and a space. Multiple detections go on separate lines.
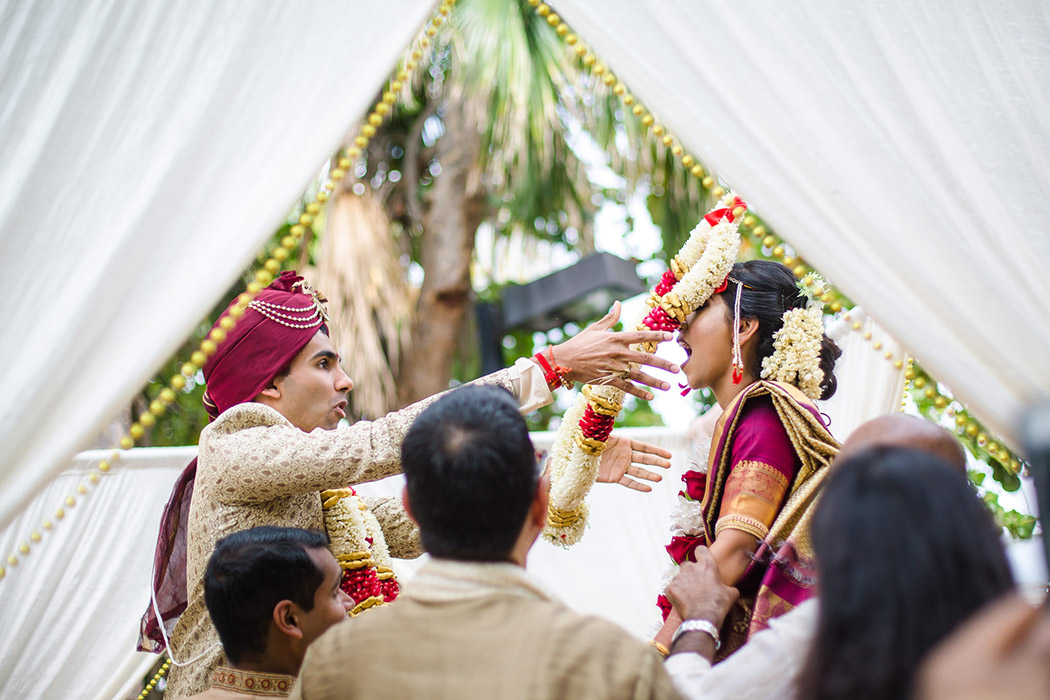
677, 294, 734, 390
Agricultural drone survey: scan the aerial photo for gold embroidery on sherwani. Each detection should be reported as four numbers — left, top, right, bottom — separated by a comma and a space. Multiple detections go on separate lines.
715, 460, 791, 540
209, 667, 293, 697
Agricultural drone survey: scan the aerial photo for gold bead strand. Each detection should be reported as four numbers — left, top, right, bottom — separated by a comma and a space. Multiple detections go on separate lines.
0, 0, 459, 584
526, 1, 859, 319
901, 356, 915, 411
337, 0, 455, 194
528, 1, 717, 198
137, 658, 172, 700
0, 230, 301, 582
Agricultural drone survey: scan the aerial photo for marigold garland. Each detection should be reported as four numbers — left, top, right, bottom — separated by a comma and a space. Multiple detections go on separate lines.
321, 487, 400, 615
543, 193, 747, 547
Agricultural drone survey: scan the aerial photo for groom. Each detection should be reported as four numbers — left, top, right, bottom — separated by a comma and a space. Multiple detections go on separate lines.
146, 271, 679, 698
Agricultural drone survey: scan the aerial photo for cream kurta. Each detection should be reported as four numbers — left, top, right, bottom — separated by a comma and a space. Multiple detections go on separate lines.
291, 559, 681, 700
167, 363, 548, 698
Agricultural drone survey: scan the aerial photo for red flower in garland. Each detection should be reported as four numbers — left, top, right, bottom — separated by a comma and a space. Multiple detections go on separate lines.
666, 534, 707, 565
340, 567, 382, 605
654, 270, 679, 296
380, 578, 400, 602
656, 594, 673, 622
680, 470, 707, 502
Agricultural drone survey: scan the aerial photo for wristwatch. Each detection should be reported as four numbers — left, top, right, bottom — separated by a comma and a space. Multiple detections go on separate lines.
671, 619, 721, 650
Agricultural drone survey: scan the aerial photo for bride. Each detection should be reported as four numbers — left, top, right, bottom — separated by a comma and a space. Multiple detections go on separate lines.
654, 259, 841, 658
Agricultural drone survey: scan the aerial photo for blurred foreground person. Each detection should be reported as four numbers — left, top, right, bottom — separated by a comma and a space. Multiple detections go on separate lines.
797, 446, 1014, 700
292, 386, 680, 700
665, 413, 971, 700
187, 527, 351, 699
915, 593, 1050, 700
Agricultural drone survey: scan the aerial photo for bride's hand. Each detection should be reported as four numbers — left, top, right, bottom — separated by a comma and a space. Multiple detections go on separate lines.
597, 434, 672, 492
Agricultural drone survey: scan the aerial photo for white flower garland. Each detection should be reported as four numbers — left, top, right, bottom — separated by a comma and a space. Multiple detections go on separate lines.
543, 193, 746, 547
760, 299, 826, 400
659, 437, 711, 594
321, 488, 397, 615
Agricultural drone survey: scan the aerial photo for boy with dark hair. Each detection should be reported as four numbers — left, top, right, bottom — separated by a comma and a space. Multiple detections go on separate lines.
187, 526, 351, 699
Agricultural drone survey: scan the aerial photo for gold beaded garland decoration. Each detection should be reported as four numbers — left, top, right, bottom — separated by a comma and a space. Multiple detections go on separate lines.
524, 1, 854, 316
524, 1, 1031, 522
0, 0, 456, 585
137, 658, 172, 700
846, 319, 1025, 479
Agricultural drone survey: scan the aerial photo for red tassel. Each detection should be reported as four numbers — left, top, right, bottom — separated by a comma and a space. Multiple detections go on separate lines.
679, 382, 692, 396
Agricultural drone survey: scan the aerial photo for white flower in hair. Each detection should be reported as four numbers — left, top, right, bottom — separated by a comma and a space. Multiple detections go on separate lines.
760, 299, 826, 400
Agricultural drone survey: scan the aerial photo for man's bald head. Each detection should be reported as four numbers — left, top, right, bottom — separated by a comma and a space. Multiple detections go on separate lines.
838, 414, 967, 472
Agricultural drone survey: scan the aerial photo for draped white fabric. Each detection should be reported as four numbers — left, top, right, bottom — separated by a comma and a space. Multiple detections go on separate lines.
0, 447, 196, 700
820, 309, 907, 441
554, 0, 1050, 449
0, 0, 437, 531
0, 430, 689, 699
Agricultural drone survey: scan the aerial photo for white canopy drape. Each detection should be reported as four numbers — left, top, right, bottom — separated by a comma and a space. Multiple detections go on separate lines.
3, 0, 1046, 531
555, 0, 1050, 449
2, 0, 1048, 694
0, 0, 437, 531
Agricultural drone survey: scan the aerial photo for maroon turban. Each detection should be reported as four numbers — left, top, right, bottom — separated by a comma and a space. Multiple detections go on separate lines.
138, 271, 329, 653
202, 270, 329, 420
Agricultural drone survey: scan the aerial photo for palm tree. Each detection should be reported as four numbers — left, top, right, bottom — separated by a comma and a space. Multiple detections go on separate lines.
315, 0, 716, 415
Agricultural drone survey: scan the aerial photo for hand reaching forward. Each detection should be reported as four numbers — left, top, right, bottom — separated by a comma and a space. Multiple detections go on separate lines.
597, 435, 672, 492
548, 301, 680, 400
666, 550, 740, 626
663, 549, 741, 659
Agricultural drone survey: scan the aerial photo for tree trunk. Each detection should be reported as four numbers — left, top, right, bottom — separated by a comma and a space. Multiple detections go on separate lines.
396, 100, 483, 406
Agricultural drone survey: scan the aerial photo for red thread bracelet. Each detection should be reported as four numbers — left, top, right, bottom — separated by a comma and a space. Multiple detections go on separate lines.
547, 347, 573, 389
535, 348, 572, 390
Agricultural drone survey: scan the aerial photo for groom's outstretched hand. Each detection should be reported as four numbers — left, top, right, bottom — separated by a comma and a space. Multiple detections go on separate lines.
548, 301, 680, 401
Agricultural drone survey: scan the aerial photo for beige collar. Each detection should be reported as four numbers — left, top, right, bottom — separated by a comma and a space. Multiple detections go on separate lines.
404, 558, 555, 604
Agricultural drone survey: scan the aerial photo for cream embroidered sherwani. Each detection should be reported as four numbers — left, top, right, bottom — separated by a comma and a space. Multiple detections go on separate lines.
291, 559, 681, 700
167, 361, 550, 699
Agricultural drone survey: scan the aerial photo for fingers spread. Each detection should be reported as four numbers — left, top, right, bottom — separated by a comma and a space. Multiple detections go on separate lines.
628, 369, 672, 392
611, 378, 655, 401
591, 300, 621, 331
630, 440, 673, 460
625, 350, 679, 374
618, 476, 653, 492
619, 330, 675, 348
627, 466, 663, 483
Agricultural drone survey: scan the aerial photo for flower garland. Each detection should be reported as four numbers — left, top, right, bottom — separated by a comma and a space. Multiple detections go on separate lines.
321, 487, 400, 615
656, 440, 712, 619
543, 193, 747, 546
759, 276, 827, 400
